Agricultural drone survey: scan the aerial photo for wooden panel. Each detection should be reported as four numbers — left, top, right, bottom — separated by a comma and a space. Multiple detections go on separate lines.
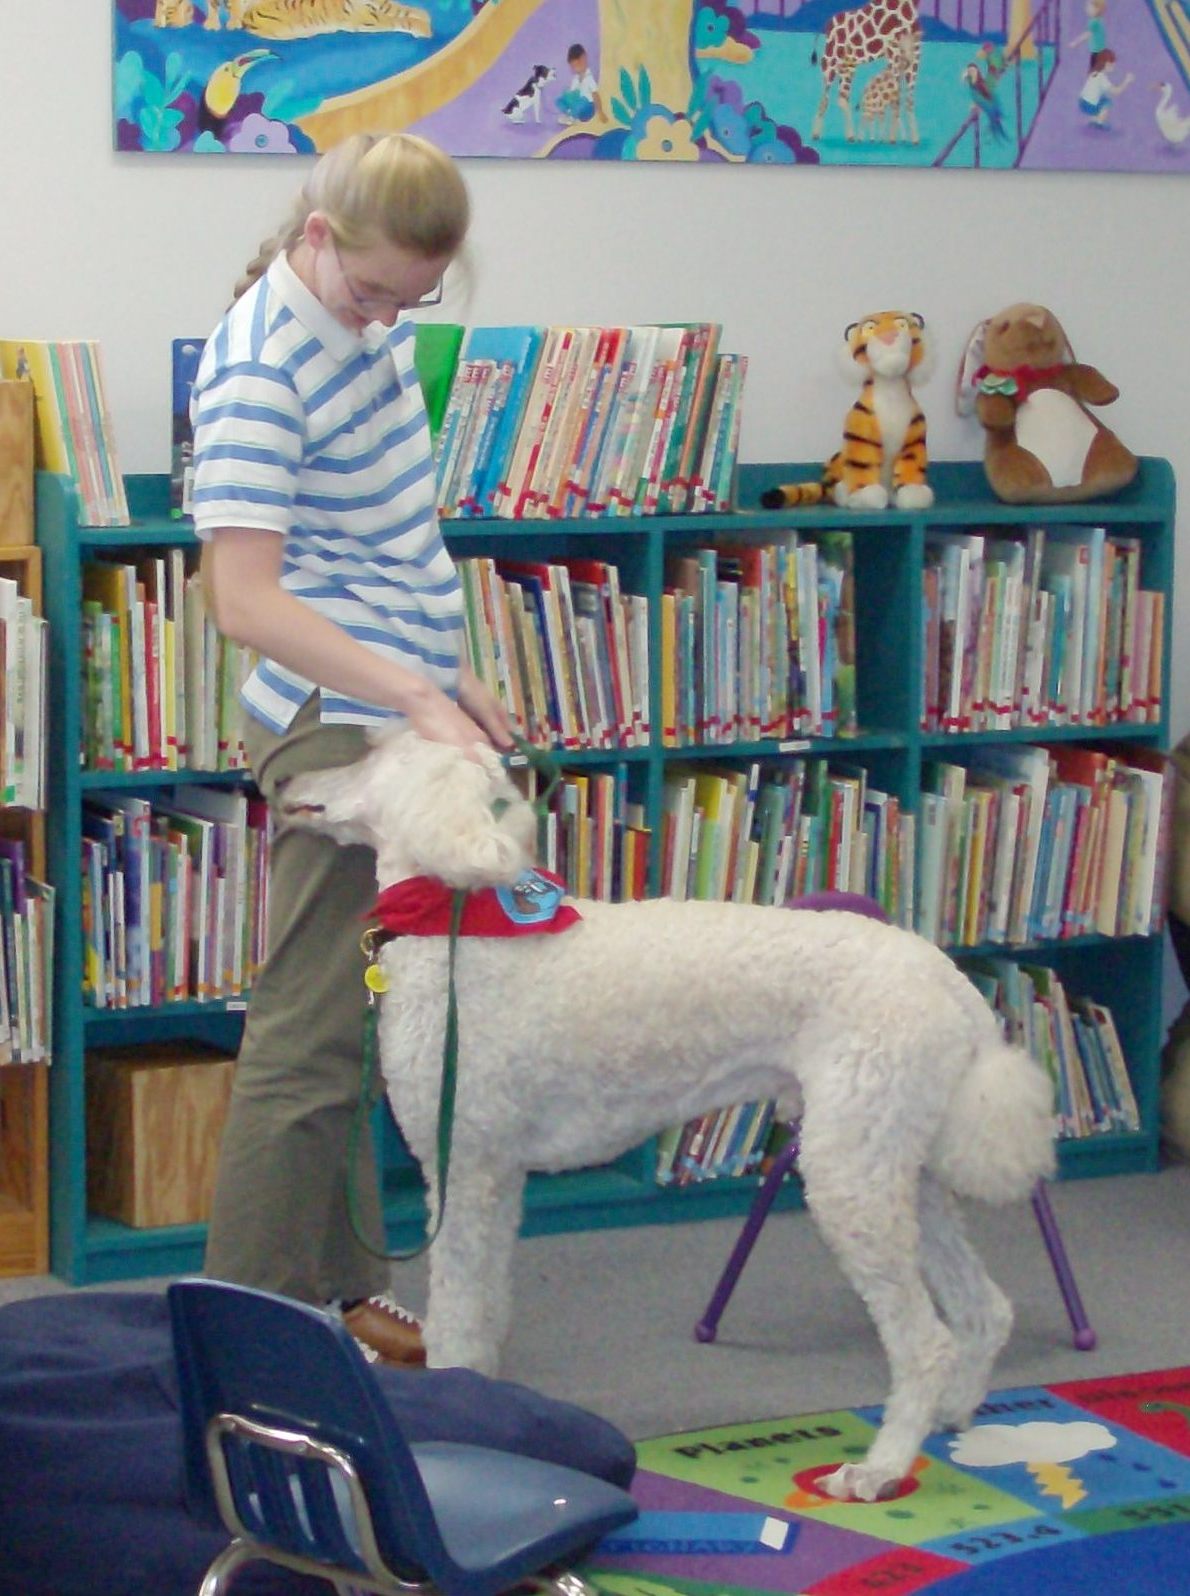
0, 382, 33, 547
86, 1042, 235, 1228
0, 545, 41, 611
0, 1065, 48, 1274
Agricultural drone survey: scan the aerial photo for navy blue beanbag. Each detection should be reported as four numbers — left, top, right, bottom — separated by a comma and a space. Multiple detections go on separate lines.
0, 1290, 635, 1596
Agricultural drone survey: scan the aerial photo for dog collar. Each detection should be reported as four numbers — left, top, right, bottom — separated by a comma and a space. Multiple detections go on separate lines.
368, 867, 582, 940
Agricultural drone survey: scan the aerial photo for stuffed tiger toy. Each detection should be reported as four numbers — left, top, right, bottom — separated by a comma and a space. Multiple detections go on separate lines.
240, 0, 431, 38
762, 310, 934, 511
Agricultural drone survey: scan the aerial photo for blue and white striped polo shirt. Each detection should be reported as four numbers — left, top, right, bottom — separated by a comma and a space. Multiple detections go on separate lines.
190, 251, 464, 733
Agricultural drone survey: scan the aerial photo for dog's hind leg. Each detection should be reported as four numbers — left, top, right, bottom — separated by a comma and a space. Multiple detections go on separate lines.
424, 1162, 526, 1375
798, 1119, 958, 1503
917, 1172, 1013, 1432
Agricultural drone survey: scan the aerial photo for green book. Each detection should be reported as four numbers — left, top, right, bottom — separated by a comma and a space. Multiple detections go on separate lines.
413, 323, 465, 444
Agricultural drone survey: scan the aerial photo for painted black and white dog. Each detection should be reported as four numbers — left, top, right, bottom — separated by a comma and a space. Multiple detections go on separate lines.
501, 64, 556, 123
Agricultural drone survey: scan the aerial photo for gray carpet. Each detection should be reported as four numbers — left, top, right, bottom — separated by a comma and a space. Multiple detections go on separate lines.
3, 1164, 1188, 1440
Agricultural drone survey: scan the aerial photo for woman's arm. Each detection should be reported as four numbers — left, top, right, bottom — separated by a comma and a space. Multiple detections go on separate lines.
206, 525, 501, 748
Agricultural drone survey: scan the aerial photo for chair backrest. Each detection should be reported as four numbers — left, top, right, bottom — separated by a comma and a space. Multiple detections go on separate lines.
168, 1277, 448, 1584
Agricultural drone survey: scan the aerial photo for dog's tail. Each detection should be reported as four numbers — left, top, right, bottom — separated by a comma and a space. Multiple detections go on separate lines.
928, 1034, 1057, 1205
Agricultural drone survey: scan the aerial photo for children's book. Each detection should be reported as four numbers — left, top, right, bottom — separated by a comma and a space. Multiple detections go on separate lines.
449, 327, 547, 519
442, 361, 498, 517
0, 339, 73, 479
522, 326, 596, 519
457, 360, 514, 517
0, 339, 129, 527
588, 326, 658, 516
552, 325, 625, 518
629, 324, 689, 515
667, 323, 723, 511
688, 354, 734, 513
435, 358, 489, 513
412, 322, 464, 444
712, 352, 748, 510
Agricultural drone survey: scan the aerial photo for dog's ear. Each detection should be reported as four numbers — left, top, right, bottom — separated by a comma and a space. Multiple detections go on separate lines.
276, 761, 379, 848
389, 742, 534, 889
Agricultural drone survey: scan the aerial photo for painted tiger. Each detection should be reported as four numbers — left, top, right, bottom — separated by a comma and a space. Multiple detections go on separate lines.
154, 0, 245, 26
762, 311, 934, 511
240, 0, 432, 39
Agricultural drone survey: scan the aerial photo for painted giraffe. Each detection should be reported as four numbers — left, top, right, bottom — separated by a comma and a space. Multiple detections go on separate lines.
811, 0, 921, 143
858, 26, 920, 142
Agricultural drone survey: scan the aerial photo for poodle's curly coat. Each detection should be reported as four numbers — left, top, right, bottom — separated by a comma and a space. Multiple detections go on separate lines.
284, 727, 1057, 1502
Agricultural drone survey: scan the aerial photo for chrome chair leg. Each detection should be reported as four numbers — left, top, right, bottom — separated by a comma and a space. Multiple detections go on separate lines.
198, 1539, 258, 1596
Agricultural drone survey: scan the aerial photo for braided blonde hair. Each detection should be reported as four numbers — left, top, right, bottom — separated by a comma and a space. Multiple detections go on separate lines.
233, 132, 470, 301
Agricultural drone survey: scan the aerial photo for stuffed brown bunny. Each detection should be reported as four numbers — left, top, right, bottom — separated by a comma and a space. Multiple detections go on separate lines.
957, 303, 1137, 504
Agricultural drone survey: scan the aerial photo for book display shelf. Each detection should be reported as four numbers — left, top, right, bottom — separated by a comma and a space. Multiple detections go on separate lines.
37, 459, 1175, 1285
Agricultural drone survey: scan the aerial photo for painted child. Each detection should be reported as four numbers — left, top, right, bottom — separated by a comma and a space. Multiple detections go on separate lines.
1071, 0, 1108, 65
556, 44, 603, 124
1078, 47, 1133, 127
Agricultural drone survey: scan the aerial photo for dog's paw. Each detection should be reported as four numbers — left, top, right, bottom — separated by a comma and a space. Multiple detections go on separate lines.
819, 1462, 905, 1503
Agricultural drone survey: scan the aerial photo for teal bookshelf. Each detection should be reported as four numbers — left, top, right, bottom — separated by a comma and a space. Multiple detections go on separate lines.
39, 459, 1175, 1284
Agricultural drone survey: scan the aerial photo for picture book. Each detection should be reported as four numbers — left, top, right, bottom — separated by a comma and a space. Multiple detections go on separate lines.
0, 338, 129, 526
412, 322, 464, 444
628, 324, 688, 515
660, 328, 713, 513
0, 340, 72, 479
552, 325, 626, 518
457, 325, 545, 517
504, 327, 576, 520
521, 326, 595, 519
588, 326, 658, 516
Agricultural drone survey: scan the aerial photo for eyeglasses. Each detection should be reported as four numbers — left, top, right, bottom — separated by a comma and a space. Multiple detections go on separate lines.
330, 237, 443, 315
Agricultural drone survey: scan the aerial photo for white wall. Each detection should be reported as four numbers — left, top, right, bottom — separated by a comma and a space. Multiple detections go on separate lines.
4, 9, 1188, 738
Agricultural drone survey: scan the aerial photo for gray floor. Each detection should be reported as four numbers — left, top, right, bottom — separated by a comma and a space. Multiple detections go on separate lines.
3, 1164, 1189, 1441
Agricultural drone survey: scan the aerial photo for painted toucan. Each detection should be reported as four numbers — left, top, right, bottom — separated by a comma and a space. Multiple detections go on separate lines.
198, 48, 277, 135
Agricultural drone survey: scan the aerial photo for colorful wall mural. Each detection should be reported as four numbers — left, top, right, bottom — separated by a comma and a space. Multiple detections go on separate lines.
113, 0, 1190, 171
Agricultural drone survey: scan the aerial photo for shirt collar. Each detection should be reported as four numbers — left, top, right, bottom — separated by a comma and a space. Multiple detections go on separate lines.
267, 250, 394, 362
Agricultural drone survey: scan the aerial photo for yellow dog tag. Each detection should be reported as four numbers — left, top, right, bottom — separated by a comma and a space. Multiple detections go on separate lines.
364, 962, 389, 995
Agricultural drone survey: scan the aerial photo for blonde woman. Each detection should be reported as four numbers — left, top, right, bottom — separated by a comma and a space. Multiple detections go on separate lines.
192, 133, 512, 1364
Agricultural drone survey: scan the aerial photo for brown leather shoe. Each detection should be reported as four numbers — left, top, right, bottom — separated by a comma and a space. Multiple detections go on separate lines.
342, 1294, 427, 1367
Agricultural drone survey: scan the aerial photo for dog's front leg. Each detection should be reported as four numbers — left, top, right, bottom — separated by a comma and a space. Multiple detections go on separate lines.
424, 1162, 526, 1374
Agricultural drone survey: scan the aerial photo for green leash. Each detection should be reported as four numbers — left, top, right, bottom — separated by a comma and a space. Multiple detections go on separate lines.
346, 734, 561, 1263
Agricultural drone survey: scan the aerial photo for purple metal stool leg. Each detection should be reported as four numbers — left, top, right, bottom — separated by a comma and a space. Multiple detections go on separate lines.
695, 1123, 1096, 1352
694, 1122, 801, 1343
1031, 1178, 1097, 1350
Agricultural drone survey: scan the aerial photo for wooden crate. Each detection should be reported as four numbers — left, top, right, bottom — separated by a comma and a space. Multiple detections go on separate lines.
0, 380, 33, 547
0, 1065, 48, 1274
86, 1042, 236, 1228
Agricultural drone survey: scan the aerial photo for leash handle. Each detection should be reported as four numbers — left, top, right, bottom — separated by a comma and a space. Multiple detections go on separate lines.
504, 732, 562, 815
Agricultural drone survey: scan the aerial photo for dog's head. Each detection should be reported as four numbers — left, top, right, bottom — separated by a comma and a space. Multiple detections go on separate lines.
278, 725, 536, 890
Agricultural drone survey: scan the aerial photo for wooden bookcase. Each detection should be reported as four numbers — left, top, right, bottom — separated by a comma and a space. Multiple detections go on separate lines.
38, 461, 1175, 1285
0, 543, 48, 1277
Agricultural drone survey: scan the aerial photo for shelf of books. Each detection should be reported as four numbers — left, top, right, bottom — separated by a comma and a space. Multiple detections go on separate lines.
0, 542, 53, 1276
38, 458, 1175, 1281
39, 471, 265, 1283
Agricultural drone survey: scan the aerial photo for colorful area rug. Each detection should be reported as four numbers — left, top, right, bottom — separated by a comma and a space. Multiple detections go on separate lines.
583, 1367, 1190, 1595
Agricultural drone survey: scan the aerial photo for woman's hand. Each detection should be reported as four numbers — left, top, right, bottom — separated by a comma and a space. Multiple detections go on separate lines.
401, 668, 513, 752
457, 665, 516, 750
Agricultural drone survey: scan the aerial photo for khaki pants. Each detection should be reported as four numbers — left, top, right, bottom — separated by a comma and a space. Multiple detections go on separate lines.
204, 695, 390, 1302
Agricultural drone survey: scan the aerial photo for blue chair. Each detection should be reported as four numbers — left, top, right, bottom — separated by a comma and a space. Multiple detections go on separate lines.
168, 1278, 638, 1596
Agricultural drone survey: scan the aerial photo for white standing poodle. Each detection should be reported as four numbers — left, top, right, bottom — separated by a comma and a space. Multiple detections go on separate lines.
282, 727, 1056, 1503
